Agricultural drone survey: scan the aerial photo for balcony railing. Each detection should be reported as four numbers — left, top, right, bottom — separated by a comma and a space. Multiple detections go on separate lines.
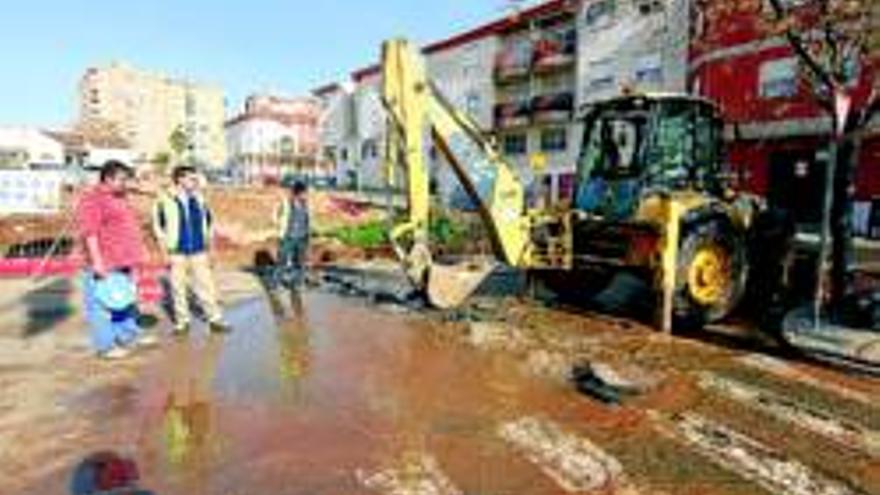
494, 44, 533, 82
494, 101, 532, 129
530, 92, 574, 124
533, 33, 577, 73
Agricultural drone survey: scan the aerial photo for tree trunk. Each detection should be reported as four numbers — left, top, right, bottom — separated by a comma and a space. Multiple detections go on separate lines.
829, 137, 858, 311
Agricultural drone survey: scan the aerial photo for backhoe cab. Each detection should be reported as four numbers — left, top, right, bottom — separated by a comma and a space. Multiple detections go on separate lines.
571, 95, 758, 325
381, 38, 766, 329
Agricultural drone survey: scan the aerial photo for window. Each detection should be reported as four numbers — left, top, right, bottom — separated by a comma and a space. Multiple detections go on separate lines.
587, 58, 615, 91
503, 133, 528, 155
340, 148, 349, 162
634, 53, 663, 84
540, 128, 567, 152
361, 139, 378, 160
759, 57, 798, 98
185, 93, 197, 116
637, 0, 664, 16
502, 35, 533, 68
462, 45, 481, 80
843, 56, 860, 87
762, 0, 807, 12
465, 91, 481, 116
542, 26, 577, 54
584, 0, 616, 29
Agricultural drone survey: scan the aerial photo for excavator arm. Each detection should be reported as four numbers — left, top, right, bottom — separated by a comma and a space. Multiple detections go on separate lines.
381, 38, 533, 307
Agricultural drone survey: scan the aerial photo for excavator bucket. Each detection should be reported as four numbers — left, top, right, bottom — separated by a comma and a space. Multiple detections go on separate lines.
426, 259, 496, 309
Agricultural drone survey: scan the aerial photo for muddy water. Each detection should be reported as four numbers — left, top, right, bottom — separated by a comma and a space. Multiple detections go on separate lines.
10, 288, 880, 494
26, 292, 594, 494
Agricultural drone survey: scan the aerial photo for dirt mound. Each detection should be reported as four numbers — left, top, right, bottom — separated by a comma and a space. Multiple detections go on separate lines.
0, 187, 385, 268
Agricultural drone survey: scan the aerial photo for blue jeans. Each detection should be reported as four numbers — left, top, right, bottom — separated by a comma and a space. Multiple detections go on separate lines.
273, 238, 308, 290
82, 271, 141, 353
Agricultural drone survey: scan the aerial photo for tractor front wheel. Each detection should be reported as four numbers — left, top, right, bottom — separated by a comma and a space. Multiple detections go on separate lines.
675, 220, 747, 328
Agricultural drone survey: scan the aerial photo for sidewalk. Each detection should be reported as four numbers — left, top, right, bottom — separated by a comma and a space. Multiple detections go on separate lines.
795, 232, 880, 250
794, 232, 880, 274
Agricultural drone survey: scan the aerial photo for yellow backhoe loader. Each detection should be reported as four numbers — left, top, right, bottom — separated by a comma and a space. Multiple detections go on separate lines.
380, 38, 768, 331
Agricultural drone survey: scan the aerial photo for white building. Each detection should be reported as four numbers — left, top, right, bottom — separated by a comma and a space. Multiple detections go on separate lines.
225, 94, 321, 182
0, 127, 65, 168
45, 128, 134, 169
313, 83, 355, 186
316, 0, 689, 204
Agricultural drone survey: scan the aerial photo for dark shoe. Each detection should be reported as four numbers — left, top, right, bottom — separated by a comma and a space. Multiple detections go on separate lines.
172, 323, 191, 337
209, 321, 233, 334
136, 312, 160, 329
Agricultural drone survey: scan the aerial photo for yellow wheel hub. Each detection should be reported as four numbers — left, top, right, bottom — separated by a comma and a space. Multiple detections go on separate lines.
687, 246, 730, 306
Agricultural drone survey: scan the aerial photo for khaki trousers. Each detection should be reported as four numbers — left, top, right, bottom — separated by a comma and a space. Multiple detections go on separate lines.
169, 253, 223, 325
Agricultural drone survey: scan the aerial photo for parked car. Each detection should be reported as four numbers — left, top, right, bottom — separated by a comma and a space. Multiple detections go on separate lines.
204, 168, 239, 186
281, 174, 337, 190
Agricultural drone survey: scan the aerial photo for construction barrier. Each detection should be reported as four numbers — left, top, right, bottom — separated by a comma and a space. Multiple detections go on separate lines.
0, 255, 167, 306
0, 176, 166, 306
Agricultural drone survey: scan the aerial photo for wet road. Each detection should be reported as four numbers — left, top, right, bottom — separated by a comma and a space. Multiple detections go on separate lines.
18, 291, 600, 494
6, 285, 880, 494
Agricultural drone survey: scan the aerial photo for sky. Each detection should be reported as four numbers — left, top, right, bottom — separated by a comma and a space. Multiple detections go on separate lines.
0, 0, 525, 127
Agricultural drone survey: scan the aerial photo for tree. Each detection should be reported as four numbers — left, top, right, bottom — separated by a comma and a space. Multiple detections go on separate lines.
152, 151, 171, 175
279, 136, 296, 173
168, 125, 189, 163
761, 0, 880, 313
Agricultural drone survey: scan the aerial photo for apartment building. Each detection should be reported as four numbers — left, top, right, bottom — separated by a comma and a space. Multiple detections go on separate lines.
79, 62, 226, 168
225, 94, 322, 182
313, 83, 352, 184
316, 0, 690, 204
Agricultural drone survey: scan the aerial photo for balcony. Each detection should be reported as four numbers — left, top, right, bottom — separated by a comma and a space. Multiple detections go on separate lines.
494, 43, 533, 83
494, 100, 532, 129
530, 92, 574, 124
532, 32, 577, 74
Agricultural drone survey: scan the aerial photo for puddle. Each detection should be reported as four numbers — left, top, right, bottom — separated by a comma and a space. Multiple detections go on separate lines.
68, 291, 589, 493
17, 288, 880, 494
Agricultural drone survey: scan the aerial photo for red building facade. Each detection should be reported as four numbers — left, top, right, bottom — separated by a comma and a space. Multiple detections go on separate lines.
689, 1, 880, 229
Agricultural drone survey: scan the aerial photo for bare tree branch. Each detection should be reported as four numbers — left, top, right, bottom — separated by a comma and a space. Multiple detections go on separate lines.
766, 0, 838, 94
855, 87, 880, 130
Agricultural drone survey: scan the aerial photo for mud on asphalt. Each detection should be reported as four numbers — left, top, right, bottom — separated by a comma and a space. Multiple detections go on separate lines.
0, 265, 877, 494
318, 265, 880, 495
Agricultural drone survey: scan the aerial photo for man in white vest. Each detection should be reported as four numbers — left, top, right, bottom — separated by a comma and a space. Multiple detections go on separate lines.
152, 165, 232, 336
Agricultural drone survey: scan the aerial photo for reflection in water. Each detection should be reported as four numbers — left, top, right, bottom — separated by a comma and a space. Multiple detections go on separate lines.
70, 451, 154, 495
266, 286, 304, 321
276, 308, 311, 404
159, 340, 223, 474
119, 292, 586, 493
